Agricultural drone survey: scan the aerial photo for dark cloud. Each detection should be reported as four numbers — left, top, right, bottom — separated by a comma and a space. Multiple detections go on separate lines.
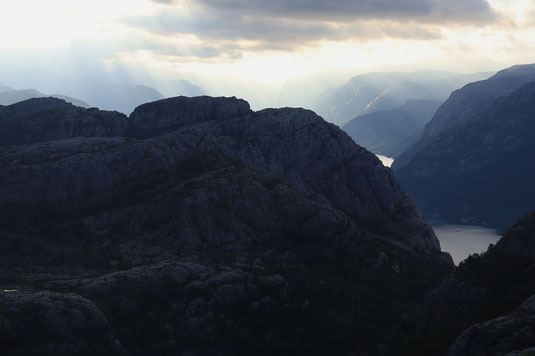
124, 0, 501, 59
150, 0, 500, 23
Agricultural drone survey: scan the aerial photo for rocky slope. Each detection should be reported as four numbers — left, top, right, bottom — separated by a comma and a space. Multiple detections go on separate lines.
342, 99, 442, 158
396, 82, 535, 230
0, 96, 453, 355
390, 211, 535, 355
314, 71, 490, 127
394, 64, 535, 170
0, 98, 128, 146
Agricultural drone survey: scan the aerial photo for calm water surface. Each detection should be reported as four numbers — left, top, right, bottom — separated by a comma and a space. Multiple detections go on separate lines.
373, 154, 499, 265
431, 222, 501, 265
376, 155, 394, 167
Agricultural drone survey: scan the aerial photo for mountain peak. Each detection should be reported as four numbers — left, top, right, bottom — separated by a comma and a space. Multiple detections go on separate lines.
130, 95, 251, 136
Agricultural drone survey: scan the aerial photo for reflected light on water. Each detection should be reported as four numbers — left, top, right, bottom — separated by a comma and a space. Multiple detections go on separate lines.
432, 222, 501, 265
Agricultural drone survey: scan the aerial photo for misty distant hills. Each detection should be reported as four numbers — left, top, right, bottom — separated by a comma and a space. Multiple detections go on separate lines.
157, 79, 205, 98
0, 86, 89, 108
314, 71, 492, 127
342, 99, 442, 158
76, 84, 165, 115
276, 74, 346, 109
396, 80, 535, 230
394, 64, 535, 170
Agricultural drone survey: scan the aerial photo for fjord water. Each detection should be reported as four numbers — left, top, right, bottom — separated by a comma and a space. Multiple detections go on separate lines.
374, 155, 499, 264
377, 154, 394, 167
431, 221, 501, 264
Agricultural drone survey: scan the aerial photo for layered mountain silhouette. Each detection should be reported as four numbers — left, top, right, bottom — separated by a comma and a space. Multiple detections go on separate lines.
0, 96, 452, 355
395, 64, 535, 230
342, 99, 442, 158
394, 64, 535, 170
314, 71, 491, 127
0, 85, 89, 107
76, 84, 165, 115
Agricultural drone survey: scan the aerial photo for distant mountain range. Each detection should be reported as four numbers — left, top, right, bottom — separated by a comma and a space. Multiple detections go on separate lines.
0, 85, 89, 108
342, 99, 442, 158
314, 71, 492, 127
0, 79, 205, 115
396, 64, 535, 230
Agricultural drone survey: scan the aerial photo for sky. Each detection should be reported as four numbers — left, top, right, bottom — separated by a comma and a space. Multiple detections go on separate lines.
0, 0, 534, 109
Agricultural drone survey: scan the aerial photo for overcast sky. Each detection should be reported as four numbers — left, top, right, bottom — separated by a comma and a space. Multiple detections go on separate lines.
0, 0, 534, 108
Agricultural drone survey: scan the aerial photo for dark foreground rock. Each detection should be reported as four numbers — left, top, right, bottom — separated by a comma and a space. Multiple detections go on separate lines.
391, 211, 535, 355
0, 96, 452, 355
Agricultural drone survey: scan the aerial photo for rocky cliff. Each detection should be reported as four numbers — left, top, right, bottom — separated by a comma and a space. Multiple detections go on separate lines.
396, 82, 535, 230
0, 96, 452, 355
393, 64, 535, 170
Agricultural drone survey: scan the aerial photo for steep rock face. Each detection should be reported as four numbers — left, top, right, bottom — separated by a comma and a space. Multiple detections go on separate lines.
0, 98, 129, 146
0, 96, 452, 355
423, 64, 535, 139
343, 99, 441, 158
394, 64, 535, 170
396, 83, 535, 230
450, 294, 535, 356
391, 211, 535, 355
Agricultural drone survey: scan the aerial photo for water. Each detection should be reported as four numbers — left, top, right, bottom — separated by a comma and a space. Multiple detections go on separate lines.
431, 222, 501, 265
377, 155, 394, 167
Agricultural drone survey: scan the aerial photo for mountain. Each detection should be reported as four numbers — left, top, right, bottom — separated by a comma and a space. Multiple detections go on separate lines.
0, 96, 452, 355
314, 71, 492, 127
0, 87, 89, 107
156, 79, 205, 98
342, 99, 442, 158
78, 84, 165, 114
276, 73, 347, 109
0, 97, 128, 146
396, 82, 535, 230
393, 64, 535, 170
391, 210, 535, 355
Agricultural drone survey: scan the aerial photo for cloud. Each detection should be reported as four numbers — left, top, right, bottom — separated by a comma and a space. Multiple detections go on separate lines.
198, 0, 500, 23
124, 0, 501, 59
147, 0, 500, 23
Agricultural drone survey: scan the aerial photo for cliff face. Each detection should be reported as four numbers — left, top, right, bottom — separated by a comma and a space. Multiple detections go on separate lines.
396, 82, 535, 230
0, 96, 451, 355
393, 64, 535, 170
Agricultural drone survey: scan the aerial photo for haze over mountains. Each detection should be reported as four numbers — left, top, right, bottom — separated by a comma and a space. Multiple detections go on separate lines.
0, 80, 205, 115
0, 84, 89, 108
343, 99, 442, 158
313, 71, 492, 127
